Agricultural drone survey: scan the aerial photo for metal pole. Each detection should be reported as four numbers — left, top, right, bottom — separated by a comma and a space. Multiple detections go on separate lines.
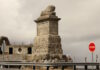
74, 65, 76, 70
8, 65, 9, 70
62, 66, 64, 70
96, 54, 98, 63
92, 52, 94, 70
92, 52, 93, 62
47, 66, 49, 70
85, 57, 87, 63
96, 65, 99, 70
85, 65, 87, 70
33, 66, 35, 70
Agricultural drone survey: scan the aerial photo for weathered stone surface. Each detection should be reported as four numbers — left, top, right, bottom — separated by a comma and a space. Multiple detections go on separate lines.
35, 5, 60, 23
33, 5, 64, 62
41, 5, 55, 16
0, 36, 10, 45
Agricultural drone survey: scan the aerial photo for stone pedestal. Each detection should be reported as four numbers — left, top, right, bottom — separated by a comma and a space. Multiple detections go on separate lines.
33, 5, 63, 62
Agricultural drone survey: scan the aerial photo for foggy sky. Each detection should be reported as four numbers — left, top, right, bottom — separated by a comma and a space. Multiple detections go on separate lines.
0, 0, 100, 62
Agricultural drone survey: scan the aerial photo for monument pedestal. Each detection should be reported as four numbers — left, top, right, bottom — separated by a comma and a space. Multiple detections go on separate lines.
33, 5, 69, 62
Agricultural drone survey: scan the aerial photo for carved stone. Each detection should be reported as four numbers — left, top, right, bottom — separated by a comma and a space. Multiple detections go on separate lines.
41, 5, 56, 16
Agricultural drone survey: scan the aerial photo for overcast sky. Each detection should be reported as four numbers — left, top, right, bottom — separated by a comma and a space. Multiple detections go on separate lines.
0, 0, 100, 62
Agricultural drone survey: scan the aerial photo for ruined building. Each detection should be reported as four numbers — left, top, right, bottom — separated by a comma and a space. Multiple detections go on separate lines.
0, 5, 72, 70
0, 36, 33, 61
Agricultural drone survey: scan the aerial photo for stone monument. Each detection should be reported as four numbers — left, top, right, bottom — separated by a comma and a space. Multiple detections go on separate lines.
33, 5, 64, 62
